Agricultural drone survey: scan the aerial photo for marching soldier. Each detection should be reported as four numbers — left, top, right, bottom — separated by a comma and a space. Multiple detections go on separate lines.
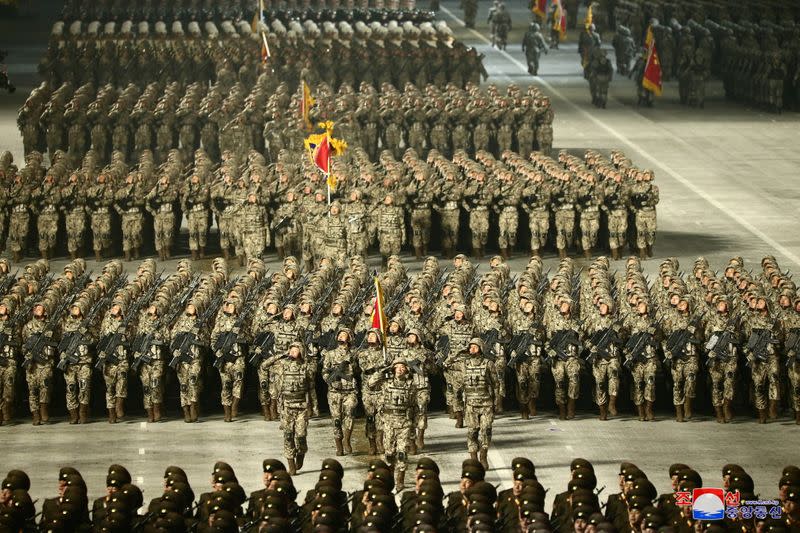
115, 170, 148, 262
0, 299, 20, 425
146, 173, 179, 261
170, 299, 208, 423
545, 296, 582, 420
401, 328, 433, 454
462, 171, 495, 259
134, 298, 169, 422
705, 297, 740, 423
459, 338, 496, 469
211, 294, 249, 422
59, 297, 97, 425
87, 171, 116, 262
358, 328, 388, 455
272, 191, 302, 260
743, 296, 781, 423
662, 295, 702, 422
405, 170, 435, 260
22, 302, 56, 425
440, 304, 474, 429
276, 341, 315, 474
375, 193, 405, 268
624, 297, 660, 421
584, 298, 622, 420
322, 327, 358, 456
181, 172, 210, 260
630, 170, 659, 258
509, 297, 546, 418
522, 171, 552, 257
522, 22, 548, 75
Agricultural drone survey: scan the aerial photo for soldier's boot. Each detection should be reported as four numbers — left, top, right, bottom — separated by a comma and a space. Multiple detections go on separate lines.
69, 408, 79, 424
472, 246, 479, 259
190, 402, 199, 422
165, 246, 171, 259
414, 246, 423, 260
599, 403, 608, 421
199, 247, 205, 259
611, 247, 619, 260
645, 401, 655, 421
479, 448, 489, 470
558, 403, 566, 420
270, 399, 279, 420
191, 250, 198, 261
521, 405, 529, 420
109, 408, 117, 424
32, 409, 41, 426
558, 248, 567, 259
133, 247, 140, 260
231, 398, 240, 419
757, 408, 767, 424
153, 403, 163, 422
147, 407, 154, 423
416, 429, 425, 452
79, 404, 89, 424
296, 452, 305, 470
223, 249, 230, 260
376, 431, 385, 454
335, 437, 344, 457
684, 397, 693, 420
124, 250, 131, 261
2, 405, 11, 425
768, 399, 778, 419
636, 404, 645, 421
115, 397, 125, 420
646, 244, 653, 258
287, 457, 297, 476
454, 411, 464, 428
566, 398, 576, 420
223, 405, 232, 422
343, 429, 353, 454
714, 405, 724, 423
675, 404, 684, 422
608, 396, 618, 416
395, 470, 406, 492
40, 403, 49, 424
70, 251, 77, 260
261, 404, 270, 421
183, 405, 192, 423
95, 250, 102, 262
529, 398, 537, 416
638, 247, 647, 260
723, 400, 733, 423
368, 437, 377, 456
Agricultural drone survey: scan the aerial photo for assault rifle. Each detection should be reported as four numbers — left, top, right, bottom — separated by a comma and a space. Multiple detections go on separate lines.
303, 268, 342, 347
169, 283, 230, 369
0, 273, 54, 350
663, 313, 705, 368
585, 325, 621, 364
745, 322, 780, 365
786, 328, 800, 366
546, 328, 581, 363
421, 268, 450, 323
96, 271, 166, 370
384, 276, 412, 319
704, 314, 740, 365
212, 277, 270, 369
481, 328, 501, 358
507, 331, 544, 368
249, 331, 275, 365
623, 320, 661, 369
324, 360, 353, 385
434, 335, 450, 367
0, 269, 18, 296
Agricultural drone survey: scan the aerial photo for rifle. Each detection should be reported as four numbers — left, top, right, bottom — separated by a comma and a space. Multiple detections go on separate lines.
663, 313, 704, 368
463, 269, 482, 303
745, 322, 780, 365
546, 328, 581, 363
704, 314, 740, 365
785, 328, 800, 367
212, 277, 269, 369
537, 268, 551, 295
507, 331, 545, 368
56, 293, 113, 372
169, 284, 228, 369
434, 335, 450, 367
280, 271, 311, 308
623, 321, 660, 369
96, 271, 166, 370
0, 273, 54, 350
481, 328, 500, 358
249, 331, 275, 366
323, 359, 353, 385
302, 269, 342, 347
272, 216, 292, 233
421, 268, 450, 323
0, 269, 18, 296
586, 325, 621, 364
384, 276, 412, 318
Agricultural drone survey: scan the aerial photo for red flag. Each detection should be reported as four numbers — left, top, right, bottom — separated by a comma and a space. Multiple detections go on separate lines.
370, 277, 387, 339
642, 39, 662, 96
533, 0, 546, 17
313, 134, 331, 174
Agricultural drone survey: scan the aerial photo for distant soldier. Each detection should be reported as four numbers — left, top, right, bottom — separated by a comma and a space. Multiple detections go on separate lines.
272, 191, 302, 260
170, 301, 207, 423
375, 193, 405, 268
586, 48, 614, 108
211, 296, 249, 422
22, 302, 56, 425
544, 297, 582, 420
522, 23, 548, 75
276, 342, 315, 474
612, 26, 635, 76
459, 338, 496, 469
322, 327, 358, 456
181, 173, 210, 260
357, 329, 387, 455
629, 170, 659, 258
59, 298, 96, 424
462, 0, 478, 28
146, 174, 179, 261
0, 299, 20, 425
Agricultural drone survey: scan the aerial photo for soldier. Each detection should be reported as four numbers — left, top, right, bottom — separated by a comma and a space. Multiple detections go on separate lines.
133, 299, 169, 422
212, 173, 239, 262
491, 3, 512, 50
358, 328, 387, 455
576, 171, 602, 258
115, 169, 148, 262
97, 297, 130, 424
743, 296, 781, 423
522, 23, 548, 75
6, 170, 33, 263
0, 299, 20, 425
584, 298, 621, 420
601, 170, 629, 260
375, 193, 405, 268
402, 328, 433, 453
462, 0, 478, 28
146, 174, 179, 261
170, 300, 207, 423
86, 172, 115, 261
434, 170, 463, 259
545, 296, 582, 419
705, 297, 740, 423
509, 298, 545, 418
405, 172, 435, 260
22, 302, 55, 425
662, 295, 702, 422
62, 171, 89, 260
784, 298, 800, 425
521, 171, 551, 256
369, 358, 416, 491
630, 170, 659, 258
462, 171, 495, 259
273, 191, 302, 260
211, 295, 249, 422
440, 304, 474, 428
240, 190, 270, 263
495, 170, 521, 259
586, 48, 613, 108
322, 327, 358, 456
276, 341, 315, 474
343, 189, 370, 259
34, 170, 63, 260
321, 201, 347, 267
459, 338, 495, 469
59, 298, 96, 424
181, 172, 210, 260
552, 172, 577, 259
624, 297, 660, 421
612, 26, 635, 76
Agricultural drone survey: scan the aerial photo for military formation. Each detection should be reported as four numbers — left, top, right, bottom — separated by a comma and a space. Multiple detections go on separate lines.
0, 458, 799, 532
613, 0, 800, 112
0, 145, 660, 264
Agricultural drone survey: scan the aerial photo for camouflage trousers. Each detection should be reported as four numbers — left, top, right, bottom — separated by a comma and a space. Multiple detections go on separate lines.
121, 211, 144, 252
707, 357, 737, 406
281, 405, 309, 460
8, 212, 30, 253
430, 126, 449, 156
635, 208, 657, 249
670, 357, 698, 405
468, 208, 489, 248
592, 357, 620, 406
788, 361, 800, 411
65, 209, 87, 253
63, 363, 92, 410
518, 127, 535, 156
498, 207, 518, 249
383, 412, 412, 473
536, 125, 553, 152
37, 211, 59, 252
440, 208, 460, 250
91, 210, 112, 253
345, 232, 369, 259
413, 387, 430, 431
0, 363, 16, 407
515, 356, 542, 404
102, 361, 128, 409
492, 345, 506, 401
551, 357, 581, 405
579, 209, 600, 252
242, 227, 267, 260
218, 212, 236, 251
465, 404, 493, 453
177, 359, 202, 406
528, 209, 550, 251
452, 125, 470, 152
410, 208, 432, 249
631, 358, 658, 405
256, 362, 272, 406
0, 212, 7, 250
362, 388, 381, 439
46, 126, 63, 159
323, 243, 348, 268
218, 358, 245, 407
497, 125, 514, 153
445, 368, 464, 413
749, 355, 780, 410
327, 389, 357, 439
187, 209, 209, 251
139, 361, 165, 409
153, 212, 175, 252
378, 230, 402, 258
554, 209, 575, 250
607, 209, 628, 250
25, 363, 52, 412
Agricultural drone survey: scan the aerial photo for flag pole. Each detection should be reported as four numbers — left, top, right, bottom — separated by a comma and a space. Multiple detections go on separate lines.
326, 130, 331, 208
376, 276, 387, 364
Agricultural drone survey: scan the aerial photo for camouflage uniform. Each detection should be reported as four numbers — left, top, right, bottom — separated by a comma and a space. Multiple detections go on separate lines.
522, 176, 552, 254
276, 345, 314, 466
601, 176, 629, 258
87, 177, 115, 259
211, 309, 248, 411
662, 310, 701, 413
495, 177, 521, 256
0, 314, 20, 422
60, 311, 95, 418
401, 338, 433, 448
97, 312, 129, 418
630, 175, 659, 256
440, 315, 474, 422
552, 177, 577, 256
743, 311, 781, 415
460, 341, 496, 461
321, 205, 348, 267
22, 315, 55, 419
62, 177, 89, 258
322, 340, 358, 451
170, 312, 206, 418
463, 177, 495, 257
272, 196, 302, 260
240, 194, 271, 262
35, 180, 63, 259
134, 309, 168, 417
7, 178, 32, 259
545, 312, 582, 409
705, 310, 739, 416
576, 177, 602, 256
358, 334, 387, 451
369, 363, 416, 488
584, 313, 621, 412
115, 176, 148, 259
181, 177, 210, 258
509, 308, 545, 415
406, 178, 435, 258
625, 313, 660, 412
375, 199, 405, 262
435, 177, 463, 258
146, 178, 179, 260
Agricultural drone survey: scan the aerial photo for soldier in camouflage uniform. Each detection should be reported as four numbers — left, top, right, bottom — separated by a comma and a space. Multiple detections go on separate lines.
601, 169, 629, 260
521, 171, 551, 256
211, 173, 238, 261
59, 298, 96, 424
462, 171, 495, 259
783, 298, 800, 425
22, 302, 56, 425
343, 189, 370, 259
375, 193, 405, 267
459, 338, 495, 469
170, 300, 207, 423
405, 172, 435, 260
34, 169, 64, 260
240, 190, 270, 263
440, 305, 474, 429
552, 172, 577, 259
369, 358, 416, 491
705, 297, 739, 423
584, 299, 621, 420
133, 299, 169, 422
86, 172, 115, 261
322, 202, 348, 267
495, 169, 521, 259
0, 300, 20, 425
211, 296, 249, 422
358, 329, 387, 455
257, 304, 303, 421
509, 298, 545, 418
630, 170, 659, 258
434, 169, 463, 259
62, 171, 89, 260
7, 166, 34, 262
115, 168, 148, 262
743, 297, 781, 423
401, 328, 433, 453
322, 327, 358, 456
97, 298, 130, 424
545, 296, 582, 420
276, 341, 315, 475
576, 171, 602, 258
181, 172, 210, 260
624, 298, 660, 421
272, 191, 302, 260
662, 295, 702, 422
146, 174, 180, 261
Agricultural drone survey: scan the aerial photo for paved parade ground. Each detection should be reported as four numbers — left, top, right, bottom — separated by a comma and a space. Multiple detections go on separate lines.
0, 0, 799, 508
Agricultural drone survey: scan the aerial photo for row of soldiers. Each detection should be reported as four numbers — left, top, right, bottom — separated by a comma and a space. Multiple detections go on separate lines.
0, 144, 658, 264
2, 459, 800, 532
38, 16, 473, 92
59, 1, 426, 22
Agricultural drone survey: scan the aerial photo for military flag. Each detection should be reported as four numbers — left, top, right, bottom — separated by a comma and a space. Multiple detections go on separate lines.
553, 0, 566, 40
300, 81, 315, 131
370, 276, 388, 347
304, 122, 348, 202
642, 26, 662, 96
532, 0, 547, 19
584, 3, 593, 30
260, 32, 271, 64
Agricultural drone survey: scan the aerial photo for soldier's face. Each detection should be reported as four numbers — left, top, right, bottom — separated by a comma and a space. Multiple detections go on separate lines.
289, 346, 301, 359
33, 306, 45, 318
406, 334, 417, 345
395, 364, 407, 377
282, 309, 293, 320
337, 332, 349, 344
469, 344, 480, 355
